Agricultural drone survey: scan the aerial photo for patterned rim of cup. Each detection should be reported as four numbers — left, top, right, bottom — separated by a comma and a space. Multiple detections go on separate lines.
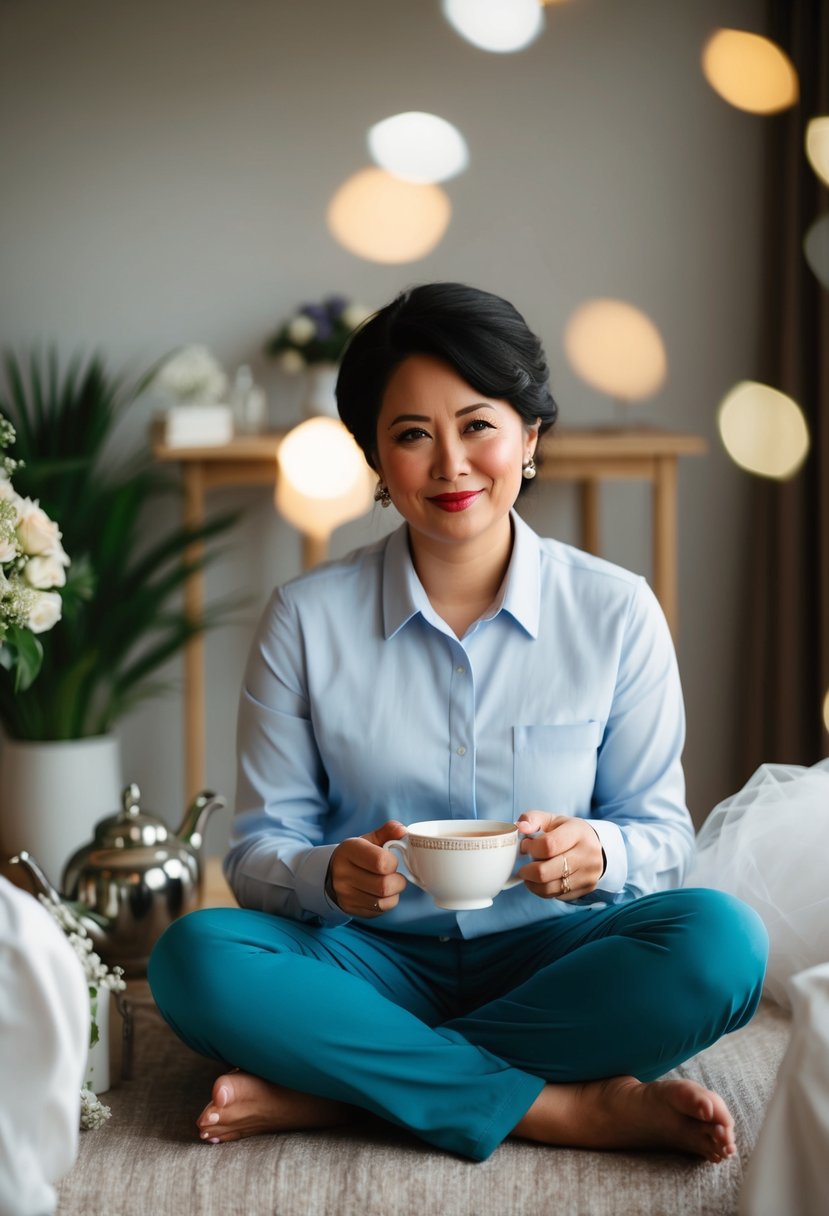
408, 828, 517, 852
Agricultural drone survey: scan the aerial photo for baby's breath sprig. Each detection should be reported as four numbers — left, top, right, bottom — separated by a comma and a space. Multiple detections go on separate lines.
37, 893, 126, 1130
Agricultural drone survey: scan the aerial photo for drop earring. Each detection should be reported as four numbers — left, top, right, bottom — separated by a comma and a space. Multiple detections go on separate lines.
374, 481, 392, 507
522, 456, 537, 480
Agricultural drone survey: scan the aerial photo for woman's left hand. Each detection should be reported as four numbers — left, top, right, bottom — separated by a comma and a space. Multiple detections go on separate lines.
516, 812, 605, 901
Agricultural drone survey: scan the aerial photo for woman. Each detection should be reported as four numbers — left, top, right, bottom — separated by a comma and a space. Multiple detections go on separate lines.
149, 282, 768, 1163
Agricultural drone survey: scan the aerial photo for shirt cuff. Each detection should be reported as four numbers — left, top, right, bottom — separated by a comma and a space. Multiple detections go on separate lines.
294, 844, 351, 926
588, 820, 627, 894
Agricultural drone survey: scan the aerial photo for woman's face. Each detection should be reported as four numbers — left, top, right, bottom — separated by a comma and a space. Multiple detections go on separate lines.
373, 354, 539, 559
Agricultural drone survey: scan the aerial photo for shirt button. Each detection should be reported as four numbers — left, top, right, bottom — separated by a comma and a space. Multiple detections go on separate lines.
456, 745, 467, 756
455, 665, 465, 675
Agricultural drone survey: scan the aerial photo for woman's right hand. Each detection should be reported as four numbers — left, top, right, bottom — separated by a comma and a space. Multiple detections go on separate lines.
326, 821, 408, 918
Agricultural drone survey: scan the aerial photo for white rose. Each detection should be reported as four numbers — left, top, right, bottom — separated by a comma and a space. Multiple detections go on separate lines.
341, 303, 373, 331
287, 315, 316, 345
24, 554, 67, 589
26, 590, 63, 634
280, 349, 306, 374
16, 499, 62, 556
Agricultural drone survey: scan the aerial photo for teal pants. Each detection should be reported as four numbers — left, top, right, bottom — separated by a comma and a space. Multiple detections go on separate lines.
148, 888, 767, 1161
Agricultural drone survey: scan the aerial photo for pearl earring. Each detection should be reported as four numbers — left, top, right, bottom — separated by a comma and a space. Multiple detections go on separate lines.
522, 457, 537, 480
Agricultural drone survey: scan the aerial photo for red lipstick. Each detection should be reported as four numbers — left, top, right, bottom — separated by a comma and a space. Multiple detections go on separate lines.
429, 491, 482, 512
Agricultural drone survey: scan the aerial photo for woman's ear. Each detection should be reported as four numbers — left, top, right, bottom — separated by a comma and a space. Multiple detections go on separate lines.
526, 418, 541, 456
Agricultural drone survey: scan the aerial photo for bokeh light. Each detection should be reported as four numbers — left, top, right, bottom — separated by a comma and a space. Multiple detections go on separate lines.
327, 168, 451, 264
563, 299, 667, 401
717, 381, 810, 479
806, 117, 829, 187
276, 417, 373, 540
804, 213, 829, 290
823, 687, 829, 735
701, 29, 798, 114
367, 112, 468, 184
442, 0, 544, 54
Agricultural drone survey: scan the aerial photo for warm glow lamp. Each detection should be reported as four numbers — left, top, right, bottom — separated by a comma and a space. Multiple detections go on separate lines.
367, 112, 468, 184
276, 417, 374, 568
327, 167, 451, 264
442, 0, 544, 53
717, 381, 810, 479
806, 117, 829, 188
563, 298, 667, 412
701, 29, 798, 114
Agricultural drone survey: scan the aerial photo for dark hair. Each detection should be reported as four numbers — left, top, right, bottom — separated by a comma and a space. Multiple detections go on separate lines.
336, 282, 558, 474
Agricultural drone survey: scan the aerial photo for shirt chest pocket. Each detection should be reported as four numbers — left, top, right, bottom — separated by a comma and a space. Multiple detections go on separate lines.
512, 722, 601, 818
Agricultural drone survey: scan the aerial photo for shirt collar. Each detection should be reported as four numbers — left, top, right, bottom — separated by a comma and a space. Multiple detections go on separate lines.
382, 510, 540, 641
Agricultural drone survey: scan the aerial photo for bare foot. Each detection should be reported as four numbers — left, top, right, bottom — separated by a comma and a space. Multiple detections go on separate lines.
195, 1071, 352, 1144
513, 1076, 736, 1164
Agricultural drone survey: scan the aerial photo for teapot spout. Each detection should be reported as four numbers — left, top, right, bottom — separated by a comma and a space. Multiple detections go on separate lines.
9, 850, 62, 903
9, 849, 114, 954
176, 790, 226, 852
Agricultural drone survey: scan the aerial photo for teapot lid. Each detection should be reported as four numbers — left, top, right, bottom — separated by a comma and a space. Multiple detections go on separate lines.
89, 782, 171, 849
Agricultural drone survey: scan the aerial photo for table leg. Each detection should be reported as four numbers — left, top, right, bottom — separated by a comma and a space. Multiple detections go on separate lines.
580, 479, 600, 555
182, 464, 206, 798
302, 533, 329, 571
652, 457, 678, 637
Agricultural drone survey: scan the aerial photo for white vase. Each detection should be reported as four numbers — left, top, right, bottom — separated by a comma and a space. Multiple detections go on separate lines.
303, 362, 339, 418
0, 735, 123, 890
85, 985, 111, 1094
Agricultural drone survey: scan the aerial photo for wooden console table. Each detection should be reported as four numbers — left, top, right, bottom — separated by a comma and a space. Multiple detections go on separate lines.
154, 427, 707, 796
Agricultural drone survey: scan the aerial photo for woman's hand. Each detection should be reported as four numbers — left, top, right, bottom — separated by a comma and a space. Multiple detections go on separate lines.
516, 812, 605, 901
327, 820, 408, 918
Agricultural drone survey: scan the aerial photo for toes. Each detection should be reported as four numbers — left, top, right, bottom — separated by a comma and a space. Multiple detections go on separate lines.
215, 1083, 231, 1108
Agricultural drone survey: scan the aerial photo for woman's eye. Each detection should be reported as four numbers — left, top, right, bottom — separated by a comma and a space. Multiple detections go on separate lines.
465, 418, 495, 433
395, 427, 429, 443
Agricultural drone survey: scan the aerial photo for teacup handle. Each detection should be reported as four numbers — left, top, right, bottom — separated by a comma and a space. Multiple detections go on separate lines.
383, 839, 426, 891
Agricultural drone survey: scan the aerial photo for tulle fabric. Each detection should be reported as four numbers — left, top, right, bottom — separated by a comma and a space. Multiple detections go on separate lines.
687, 759, 829, 1009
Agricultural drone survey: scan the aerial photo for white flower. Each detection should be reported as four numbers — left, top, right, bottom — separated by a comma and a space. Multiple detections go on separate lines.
156, 344, 228, 404
0, 479, 22, 514
16, 499, 62, 556
280, 349, 306, 374
80, 1089, 111, 1130
26, 589, 62, 633
0, 535, 18, 563
23, 554, 67, 590
287, 315, 316, 345
341, 303, 373, 331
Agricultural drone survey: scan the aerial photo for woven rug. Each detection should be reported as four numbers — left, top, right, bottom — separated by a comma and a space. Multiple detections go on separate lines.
57, 987, 791, 1216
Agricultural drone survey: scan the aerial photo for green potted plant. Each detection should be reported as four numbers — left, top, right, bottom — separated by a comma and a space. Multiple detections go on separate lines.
0, 349, 240, 883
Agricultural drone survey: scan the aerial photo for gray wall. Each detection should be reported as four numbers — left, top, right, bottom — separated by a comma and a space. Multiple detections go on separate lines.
0, 0, 767, 848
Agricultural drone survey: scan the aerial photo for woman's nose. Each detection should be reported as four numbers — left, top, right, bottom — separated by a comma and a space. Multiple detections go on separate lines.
431, 433, 468, 480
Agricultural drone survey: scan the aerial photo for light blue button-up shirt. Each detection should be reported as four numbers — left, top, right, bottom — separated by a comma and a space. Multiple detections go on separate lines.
225, 510, 694, 939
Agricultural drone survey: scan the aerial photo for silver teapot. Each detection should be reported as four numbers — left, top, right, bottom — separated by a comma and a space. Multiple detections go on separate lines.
11, 782, 225, 975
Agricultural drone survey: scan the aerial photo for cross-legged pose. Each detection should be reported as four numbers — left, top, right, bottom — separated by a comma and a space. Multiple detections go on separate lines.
149, 282, 768, 1163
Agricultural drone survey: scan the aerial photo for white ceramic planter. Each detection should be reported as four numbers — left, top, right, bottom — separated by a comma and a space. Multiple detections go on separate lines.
0, 734, 123, 889
303, 362, 339, 418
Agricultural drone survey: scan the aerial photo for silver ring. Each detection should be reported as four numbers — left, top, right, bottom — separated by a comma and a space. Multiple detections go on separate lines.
562, 856, 570, 879
560, 876, 571, 895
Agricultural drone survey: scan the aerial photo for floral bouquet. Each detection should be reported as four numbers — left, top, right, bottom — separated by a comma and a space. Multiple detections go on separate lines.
266, 295, 373, 373
38, 891, 126, 1130
154, 344, 228, 404
0, 416, 69, 691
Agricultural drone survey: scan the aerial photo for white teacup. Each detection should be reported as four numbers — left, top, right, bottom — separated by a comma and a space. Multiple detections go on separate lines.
384, 819, 521, 910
